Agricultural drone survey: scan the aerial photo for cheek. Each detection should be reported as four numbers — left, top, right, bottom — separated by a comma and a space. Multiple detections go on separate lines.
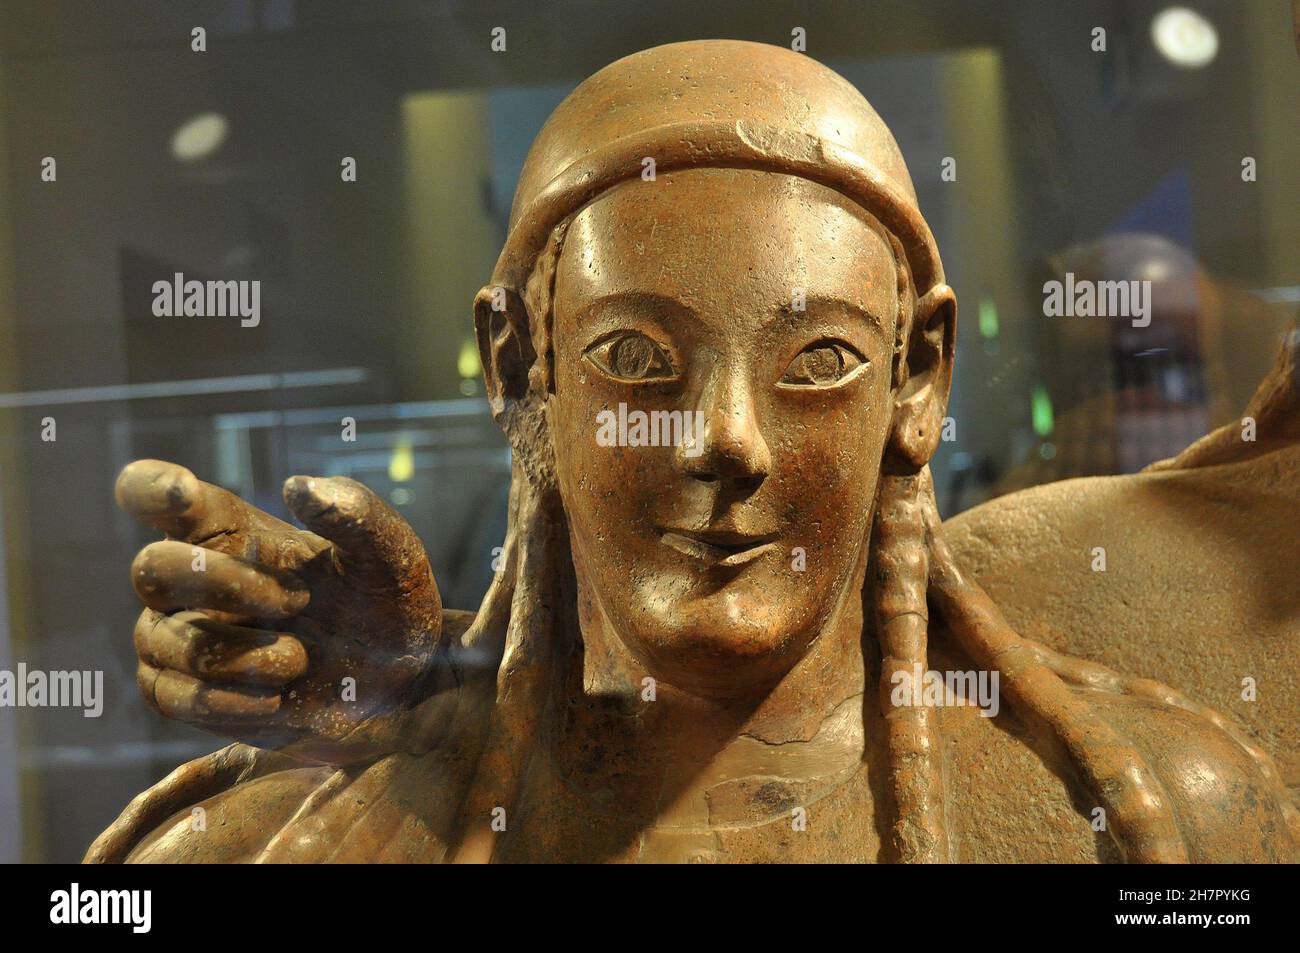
549, 359, 659, 543
551, 368, 600, 518
769, 383, 890, 561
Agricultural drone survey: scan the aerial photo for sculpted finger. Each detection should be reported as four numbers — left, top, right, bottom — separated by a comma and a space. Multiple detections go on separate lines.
151, 666, 282, 721
283, 475, 438, 601
135, 610, 308, 688
115, 459, 295, 550
131, 540, 309, 618
136, 659, 163, 715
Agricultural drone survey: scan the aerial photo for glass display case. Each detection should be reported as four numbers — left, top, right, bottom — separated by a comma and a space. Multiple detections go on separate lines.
0, 0, 1296, 872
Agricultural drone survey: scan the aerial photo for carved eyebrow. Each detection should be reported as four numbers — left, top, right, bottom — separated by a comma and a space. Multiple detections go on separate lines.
778, 294, 890, 339
569, 290, 697, 331
568, 289, 889, 341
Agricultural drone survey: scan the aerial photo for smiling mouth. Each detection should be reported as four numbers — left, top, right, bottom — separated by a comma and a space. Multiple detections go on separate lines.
658, 528, 779, 567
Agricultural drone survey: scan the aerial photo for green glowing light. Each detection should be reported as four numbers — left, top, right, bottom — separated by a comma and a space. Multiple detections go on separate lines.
1031, 385, 1054, 438
978, 297, 999, 339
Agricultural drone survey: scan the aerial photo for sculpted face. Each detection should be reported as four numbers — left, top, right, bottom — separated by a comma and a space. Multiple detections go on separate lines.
549, 167, 903, 698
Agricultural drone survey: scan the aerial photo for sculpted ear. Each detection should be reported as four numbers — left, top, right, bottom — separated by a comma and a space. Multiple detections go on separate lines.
887, 283, 956, 470
474, 284, 537, 415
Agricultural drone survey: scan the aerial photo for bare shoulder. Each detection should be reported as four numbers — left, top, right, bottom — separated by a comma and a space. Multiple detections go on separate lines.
124, 763, 336, 863
90, 740, 485, 863
1087, 690, 1299, 862
939, 686, 1298, 862
941, 444, 1300, 786
83, 744, 323, 863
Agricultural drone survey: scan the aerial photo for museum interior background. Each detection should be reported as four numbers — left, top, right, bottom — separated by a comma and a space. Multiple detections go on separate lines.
0, 0, 1296, 861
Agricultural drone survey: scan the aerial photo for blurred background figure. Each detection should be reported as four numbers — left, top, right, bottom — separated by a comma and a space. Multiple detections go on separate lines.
988, 232, 1294, 496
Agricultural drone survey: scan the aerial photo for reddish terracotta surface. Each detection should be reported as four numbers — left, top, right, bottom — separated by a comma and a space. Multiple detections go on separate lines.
87, 41, 1298, 864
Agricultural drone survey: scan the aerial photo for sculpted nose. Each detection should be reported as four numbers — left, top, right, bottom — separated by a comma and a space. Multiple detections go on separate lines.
677, 374, 771, 486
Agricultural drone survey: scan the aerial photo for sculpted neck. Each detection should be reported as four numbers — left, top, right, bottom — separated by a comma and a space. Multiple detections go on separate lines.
560, 543, 877, 813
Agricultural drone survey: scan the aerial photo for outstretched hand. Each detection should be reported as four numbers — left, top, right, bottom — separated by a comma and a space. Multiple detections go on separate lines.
117, 459, 445, 762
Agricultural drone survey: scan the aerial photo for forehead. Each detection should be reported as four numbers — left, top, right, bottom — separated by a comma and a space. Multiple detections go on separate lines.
555, 168, 898, 320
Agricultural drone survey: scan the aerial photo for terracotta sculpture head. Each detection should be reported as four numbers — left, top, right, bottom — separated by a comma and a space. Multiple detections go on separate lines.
454, 40, 1286, 865
473, 40, 955, 699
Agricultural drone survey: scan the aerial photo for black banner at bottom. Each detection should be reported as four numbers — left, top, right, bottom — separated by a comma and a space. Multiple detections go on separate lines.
10, 860, 1288, 940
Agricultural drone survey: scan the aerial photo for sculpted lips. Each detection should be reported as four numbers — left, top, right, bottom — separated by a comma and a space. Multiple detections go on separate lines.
657, 527, 779, 567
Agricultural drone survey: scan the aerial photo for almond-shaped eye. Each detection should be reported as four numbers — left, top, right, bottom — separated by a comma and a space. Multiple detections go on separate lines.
779, 342, 866, 387
584, 331, 676, 382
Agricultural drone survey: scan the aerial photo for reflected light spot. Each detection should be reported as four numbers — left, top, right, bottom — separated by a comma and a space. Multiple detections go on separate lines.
1151, 7, 1219, 69
457, 337, 481, 378
171, 113, 229, 162
389, 440, 415, 482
